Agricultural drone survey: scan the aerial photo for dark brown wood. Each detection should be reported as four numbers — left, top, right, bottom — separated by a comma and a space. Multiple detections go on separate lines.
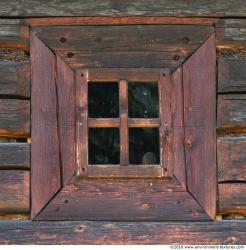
33, 25, 213, 51
28, 17, 219, 26
0, 143, 30, 169
0, 62, 30, 98
88, 118, 120, 128
218, 136, 246, 182
1, 1, 246, 17
75, 70, 88, 177
183, 34, 216, 219
218, 58, 246, 93
85, 165, 163, 178
0, 22, 29, 49
0, 170, 29, 214
159, 69, 172, 177
171, 67, 186, 187
34, 25, 214, 71
0, 99, 30, 137
58, 50, 188, 70
119, 80, 129, 166
56, 56, 76, 184
31, 34, 61, 218
219, 183, 246, 212
217, 94, 246, 129
87, 68, 161, 82
0, 221, 246, 245
37, 178, 209, 221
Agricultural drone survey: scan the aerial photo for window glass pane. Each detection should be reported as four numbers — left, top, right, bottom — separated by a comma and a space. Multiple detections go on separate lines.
89, 128, 120, 164
128, 82, 159, 118
88, 82, 119, 118
129, 128, 160, 164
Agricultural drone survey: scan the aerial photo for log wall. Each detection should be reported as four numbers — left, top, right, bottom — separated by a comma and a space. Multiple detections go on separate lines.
0, 5, 245, 243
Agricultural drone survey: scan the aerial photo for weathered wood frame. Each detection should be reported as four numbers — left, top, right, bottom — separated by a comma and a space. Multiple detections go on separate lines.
76, 68, 169, 178
31, 25, 216, 221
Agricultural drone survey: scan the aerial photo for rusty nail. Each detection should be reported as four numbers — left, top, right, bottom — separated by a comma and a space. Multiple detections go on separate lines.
186, 139, 192, 149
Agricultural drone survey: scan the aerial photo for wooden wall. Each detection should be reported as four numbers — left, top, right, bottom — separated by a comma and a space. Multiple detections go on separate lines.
0, 16, 245, 243
0, 19, 30, 219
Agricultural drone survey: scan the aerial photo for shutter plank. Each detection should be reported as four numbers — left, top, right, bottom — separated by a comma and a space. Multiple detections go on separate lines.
183, 34, 216, 219
31, 34, 61, 218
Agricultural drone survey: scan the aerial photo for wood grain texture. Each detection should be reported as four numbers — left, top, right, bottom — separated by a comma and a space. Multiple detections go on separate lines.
37, 178, 209, 221
159, 69, 172, 177
33, 25, 213, 51
0, 170, 29, 214
216, 19, 246, 44
218, 136, 246, 182
171, 67, 186, 187
0, 61, 30, 98
0, 99, 30, 137
75, 70, 88, 177
56, 56, 76, 184
0, 221, 246, 244
34, 25, 213, 71
1, 1, 246, 17
217, 95, 246, 129
218, 58, 246, 93
119, 80, 129, 166
219, 184, 246, 212
0, 22, 29, 49
31, 34, 61, 218
183, 34, 217, 219
0, 143, 30, 169
27, 17, 219, 26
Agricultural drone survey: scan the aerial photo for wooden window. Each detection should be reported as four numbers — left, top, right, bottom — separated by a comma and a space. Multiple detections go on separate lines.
31, 24, 216, 221
76, 69, 170, 178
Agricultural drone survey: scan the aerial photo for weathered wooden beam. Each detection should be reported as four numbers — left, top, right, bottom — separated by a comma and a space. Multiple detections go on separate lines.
0, 170, 29, 214
0, 99, 30, 137
217, 95, 246, 129
219, 183, 246, 213
218, 136, 246, 182
1, 1, 246, 17
216, 19, 246, 44
218, 58, 246, 93
0, 221, 246, 244
0, 62, 30, 98
0, 21, 29, 49
27, 17, 219, 26
0, 143, 30, 169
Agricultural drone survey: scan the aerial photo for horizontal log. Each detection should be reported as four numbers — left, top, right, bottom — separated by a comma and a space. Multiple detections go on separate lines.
0, 143, 30, 169
217, 95, 246, 129
216, 19, 246, 44
0, 22, 29, 49
218, 136, 246, 182
1, 1, 246, 17
0, 99, 30, 137
0, 62, 30, 98
0, 221, 245, 244
219, 183, 246, 212
0, 170, 29, 214
218, 58, 246, 93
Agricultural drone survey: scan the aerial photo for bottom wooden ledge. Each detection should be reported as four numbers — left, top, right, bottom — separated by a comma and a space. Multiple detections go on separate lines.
0, 221, 245, 244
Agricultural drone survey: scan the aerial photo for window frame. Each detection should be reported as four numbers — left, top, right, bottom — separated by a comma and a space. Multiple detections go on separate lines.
75, 68, 172, 178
